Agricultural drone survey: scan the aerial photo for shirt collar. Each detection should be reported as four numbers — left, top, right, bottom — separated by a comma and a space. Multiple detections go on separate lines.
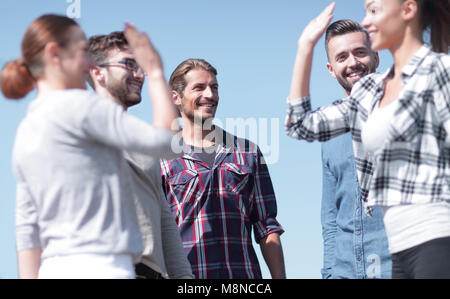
368, 45, 430, 110
180, 126, 234, 163
401, 44, 431, 83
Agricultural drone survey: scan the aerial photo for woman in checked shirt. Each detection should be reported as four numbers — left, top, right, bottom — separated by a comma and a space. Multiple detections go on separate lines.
286, 0, 450, 278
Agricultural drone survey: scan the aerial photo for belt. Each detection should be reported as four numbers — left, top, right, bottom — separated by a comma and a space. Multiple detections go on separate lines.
135, 263, 165, 279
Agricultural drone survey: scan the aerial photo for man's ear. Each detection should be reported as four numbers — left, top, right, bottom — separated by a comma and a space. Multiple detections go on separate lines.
326, 62, 337, 79
89, 66, 105, 85
172, 90, 182, 106
172, 90, 182, 117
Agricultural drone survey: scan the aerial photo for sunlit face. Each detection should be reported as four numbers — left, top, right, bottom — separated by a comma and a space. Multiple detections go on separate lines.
176, 68, 219, 123
59, 26, 91, 90
101, 48, 145, 108
362, 0, 406, 51
326, 31, 379, 94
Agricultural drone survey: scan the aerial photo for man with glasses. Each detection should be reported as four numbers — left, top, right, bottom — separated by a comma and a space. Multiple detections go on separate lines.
88, 32, 146, 110
87, 31, 193, 279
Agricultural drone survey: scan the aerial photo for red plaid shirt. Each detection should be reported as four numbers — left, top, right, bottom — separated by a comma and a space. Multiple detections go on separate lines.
161, 129, 284, 279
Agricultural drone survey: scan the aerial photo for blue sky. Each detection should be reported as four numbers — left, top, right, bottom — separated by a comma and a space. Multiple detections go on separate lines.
0, 0, 394, 279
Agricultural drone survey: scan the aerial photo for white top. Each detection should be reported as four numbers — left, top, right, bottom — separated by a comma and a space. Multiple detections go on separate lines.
13, 89, 180, 263
382, 201, 450, 253
361, 100, 399, 155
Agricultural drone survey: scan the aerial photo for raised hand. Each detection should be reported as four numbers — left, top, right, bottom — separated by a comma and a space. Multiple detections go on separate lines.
124, 22, 179, 132
298, 2, 335, 47
124, 22, 163, 79
288, 2, 336, 102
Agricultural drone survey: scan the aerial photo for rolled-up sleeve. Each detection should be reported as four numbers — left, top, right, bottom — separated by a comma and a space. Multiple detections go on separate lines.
251, 148, 284, 243
15, 167, 40, 251
285, 96, 351, 142
433, 56, 450, 147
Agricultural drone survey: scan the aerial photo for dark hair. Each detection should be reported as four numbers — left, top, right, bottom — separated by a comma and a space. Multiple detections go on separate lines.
86, 31, 129, 88
1, 14, 78, 99
169, 58, 217, 97
325, 19, 370, 58
414, 0, 449, 53
87, 31, 129, 65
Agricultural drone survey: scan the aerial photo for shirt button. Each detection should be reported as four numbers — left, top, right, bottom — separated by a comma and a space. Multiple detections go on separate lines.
355, 231, 361, 235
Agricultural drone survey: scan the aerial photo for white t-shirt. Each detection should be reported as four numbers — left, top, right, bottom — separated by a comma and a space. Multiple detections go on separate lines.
382, 202, 450, 253
361, 100, 398, 155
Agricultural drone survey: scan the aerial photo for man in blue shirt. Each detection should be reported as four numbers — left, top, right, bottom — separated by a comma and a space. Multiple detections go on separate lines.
320, 20, 391, 278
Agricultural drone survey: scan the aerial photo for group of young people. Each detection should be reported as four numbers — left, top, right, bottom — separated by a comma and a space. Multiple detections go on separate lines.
1, 0, 449, 279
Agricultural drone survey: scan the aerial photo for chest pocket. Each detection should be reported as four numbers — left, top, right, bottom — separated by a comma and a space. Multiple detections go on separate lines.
168, 169, 200, 199
222, 163, 253, 194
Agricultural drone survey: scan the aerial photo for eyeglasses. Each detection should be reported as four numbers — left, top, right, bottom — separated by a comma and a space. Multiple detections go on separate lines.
97, 59, 146, 76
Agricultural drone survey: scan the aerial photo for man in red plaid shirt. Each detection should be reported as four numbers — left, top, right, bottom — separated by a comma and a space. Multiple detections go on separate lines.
161, 59, 285, 279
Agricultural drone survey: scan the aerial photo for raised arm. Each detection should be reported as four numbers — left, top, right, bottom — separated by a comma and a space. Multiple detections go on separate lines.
124, 23, 179, 133
285, 3, 352, 142
288, 2, 335, 102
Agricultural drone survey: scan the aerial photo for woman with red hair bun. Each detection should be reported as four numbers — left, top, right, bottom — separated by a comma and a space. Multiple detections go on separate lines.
1, 15, 180, 279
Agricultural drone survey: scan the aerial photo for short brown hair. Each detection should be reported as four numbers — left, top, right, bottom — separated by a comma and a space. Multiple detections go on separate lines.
87, 31, 129, 88
325, 19, 370, 58
169, 58, 217, 97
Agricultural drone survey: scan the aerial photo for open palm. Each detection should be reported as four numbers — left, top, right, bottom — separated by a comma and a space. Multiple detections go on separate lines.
298, 2, 336, 47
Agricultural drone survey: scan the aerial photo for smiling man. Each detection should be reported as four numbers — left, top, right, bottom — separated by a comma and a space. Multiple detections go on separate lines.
325, 21, 378, 94
161, 58, 286, 279
88, 32, 145, 109
319, 20, 391, 279
287, 18, 391, 279
87, 31, 193, 279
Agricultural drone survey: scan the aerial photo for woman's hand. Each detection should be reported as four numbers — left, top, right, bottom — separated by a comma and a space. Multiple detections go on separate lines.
124, 23, 163, 79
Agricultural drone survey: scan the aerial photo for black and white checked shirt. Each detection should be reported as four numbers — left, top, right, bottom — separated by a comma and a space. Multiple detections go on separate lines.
286, 45, 450, 215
